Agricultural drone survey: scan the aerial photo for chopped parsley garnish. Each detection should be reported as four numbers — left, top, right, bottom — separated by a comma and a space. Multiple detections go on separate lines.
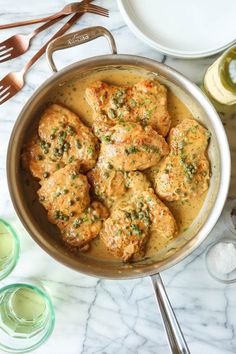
87, 147, 94, 156
131, 224, 142, 235
108, 108, 116, 119
125, 146, 140, 155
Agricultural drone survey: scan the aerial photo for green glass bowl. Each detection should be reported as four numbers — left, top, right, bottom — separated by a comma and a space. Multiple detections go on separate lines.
0, 219, 20, 281
0, 283, 55, 353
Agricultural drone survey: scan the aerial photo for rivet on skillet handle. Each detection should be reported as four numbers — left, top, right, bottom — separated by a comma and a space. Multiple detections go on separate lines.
46, 26, 117, 72
151, 274, 190, 354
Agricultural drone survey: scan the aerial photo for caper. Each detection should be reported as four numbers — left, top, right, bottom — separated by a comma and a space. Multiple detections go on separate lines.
35, 154, 43, 161
75, 196, 80, 201
68, 156, 74, 163
43, 148, 49, 154
40, 140, 46, 148
58, 148, 63, 156
43, 172, 49, 178
62, 189, 69, 195
39, 196, 45, 202
67, 125, 74, 134
63, 215, 69, 221
76, 140, 82, 149
63, 142, 70, 152
53, 148, 59, 156
68, 199, 74, 206
54, 211, 60, 220
71, 172, 78, 180
125, 211, 131, 219
50, 134, 55, 140
70, 211, 75, 217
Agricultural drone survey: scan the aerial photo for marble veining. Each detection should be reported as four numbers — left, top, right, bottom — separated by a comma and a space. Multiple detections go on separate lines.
0, 1, 236, 353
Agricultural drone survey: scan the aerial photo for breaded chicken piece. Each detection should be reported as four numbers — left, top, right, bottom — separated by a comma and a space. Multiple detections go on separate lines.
87, 159, 127, 208
100, 188, 177, 261
99, 122, 169, 171
22, 104, 99, 180
61, 201, 109, 249
88, 159, 151, 208
37, 164, 90, 229
150, 119, 210, 201
22, 134, 65, 180
168, 118, 210, 155
86, 79, 171, 138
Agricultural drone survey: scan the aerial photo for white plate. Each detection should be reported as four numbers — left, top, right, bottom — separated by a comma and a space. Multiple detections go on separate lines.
117, 0, 236, 58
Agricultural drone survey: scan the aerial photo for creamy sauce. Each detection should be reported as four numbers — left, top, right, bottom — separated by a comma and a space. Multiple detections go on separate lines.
49, 68, 208, 260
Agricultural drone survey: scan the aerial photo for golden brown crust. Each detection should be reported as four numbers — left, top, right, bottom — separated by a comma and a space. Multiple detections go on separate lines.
150, 119, 210, 201
37, 164, 90, 229
99, 122, 169, 171
100, 188, 177, 261
86, 79, 171, 138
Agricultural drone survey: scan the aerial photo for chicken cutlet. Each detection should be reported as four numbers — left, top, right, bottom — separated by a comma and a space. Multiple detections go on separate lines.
99, 122, 169, 171
100, 188, 177, 261
150, 119, 210, 201
61, 201, 109, 249
88, 160, 151, 208
87, 159, 127, 208
37, 164, 90, 230
22, 134, 65, 180
86, 79, 171, 139
22, 104, 99, 180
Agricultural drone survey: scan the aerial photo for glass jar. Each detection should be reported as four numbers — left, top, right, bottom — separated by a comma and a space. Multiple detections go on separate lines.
0, 283, 55, 353
203, 45, 236, 106
0, 219, 20, 281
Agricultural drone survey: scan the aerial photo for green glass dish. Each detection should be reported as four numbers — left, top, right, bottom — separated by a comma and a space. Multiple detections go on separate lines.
0, 283, 55, 353
0, 219, 20, 281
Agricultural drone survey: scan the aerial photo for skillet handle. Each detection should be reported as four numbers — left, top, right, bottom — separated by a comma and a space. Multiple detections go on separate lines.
46, 26, 117, 72
151, 273, 190, 354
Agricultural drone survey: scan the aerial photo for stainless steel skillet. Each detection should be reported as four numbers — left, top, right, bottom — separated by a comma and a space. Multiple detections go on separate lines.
7, 27, 231, 354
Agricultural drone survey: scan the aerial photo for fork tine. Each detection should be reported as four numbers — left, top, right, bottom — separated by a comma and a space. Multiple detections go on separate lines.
82, 4, 109, 17
88, 8, 109, 17
0, 53, 13, 63
0, 85, 10, 97
90, 7, 109, 16
0, 48, 13, 57
0, 90, 11, 105
0, 45, 7, 51
88, 4, 109, 12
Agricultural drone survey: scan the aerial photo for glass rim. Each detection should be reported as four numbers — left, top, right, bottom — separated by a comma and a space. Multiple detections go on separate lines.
0, 283, 55, 353
0, 219, 20, 281
217, 45, 236, 93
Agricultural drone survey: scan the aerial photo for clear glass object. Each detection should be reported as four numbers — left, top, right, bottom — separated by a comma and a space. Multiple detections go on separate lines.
206, 239, 236, 283
203, 45, 236, 106
0, 219, 20, 280
0, 283, 55, 353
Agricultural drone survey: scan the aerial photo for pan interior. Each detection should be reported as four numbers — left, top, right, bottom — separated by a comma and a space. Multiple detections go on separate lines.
10, 61, 220, 278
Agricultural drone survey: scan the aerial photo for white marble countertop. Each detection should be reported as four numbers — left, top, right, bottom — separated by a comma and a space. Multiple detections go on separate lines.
1, 1, 236, 353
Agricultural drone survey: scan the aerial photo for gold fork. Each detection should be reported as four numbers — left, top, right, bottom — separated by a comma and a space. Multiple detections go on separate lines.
0, 3, 108, 63
0, 6, 109, 105
0, 2, 103, 29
